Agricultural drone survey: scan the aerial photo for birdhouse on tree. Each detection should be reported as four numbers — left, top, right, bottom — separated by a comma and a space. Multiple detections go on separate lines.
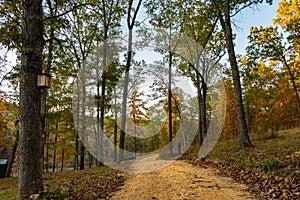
37, 73, 51, 88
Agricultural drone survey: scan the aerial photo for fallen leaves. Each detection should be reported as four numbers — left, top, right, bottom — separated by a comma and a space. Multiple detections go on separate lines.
0, 166, 126, 200
189, 158, 300, 199
41, 167, 126, 199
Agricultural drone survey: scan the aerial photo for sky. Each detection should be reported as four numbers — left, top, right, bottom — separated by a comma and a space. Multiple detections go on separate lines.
133, 0, 281, 65
232, 0, 280, 55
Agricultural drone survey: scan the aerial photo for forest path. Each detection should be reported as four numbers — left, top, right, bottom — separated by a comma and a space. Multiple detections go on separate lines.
111, 156, 255, 200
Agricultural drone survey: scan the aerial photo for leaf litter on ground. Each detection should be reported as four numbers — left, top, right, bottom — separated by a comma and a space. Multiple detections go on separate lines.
0, 166, 126, 200
182, 128, 300, 199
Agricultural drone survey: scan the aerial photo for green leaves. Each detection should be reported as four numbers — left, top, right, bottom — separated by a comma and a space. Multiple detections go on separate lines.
246, 26, 286, 64
0, 0, 22, 50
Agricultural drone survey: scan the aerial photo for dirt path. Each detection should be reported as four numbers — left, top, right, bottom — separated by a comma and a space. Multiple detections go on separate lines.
111, 156, 255, 200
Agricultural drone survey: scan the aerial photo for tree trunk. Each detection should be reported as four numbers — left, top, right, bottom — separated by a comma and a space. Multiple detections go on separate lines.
18, 0, 44, 198
119, 0, 142, 162
61, 148, 64, 171
98, 37, 108, 166
52, 123, 58, 172
75, 78, 80, 170
95, 40, 100, 166
168, 51, 173, 158
80, 68, 86, 170
119, 28, 133, 162
196, 73, 203, 146
40, 88, 47, 170
114, 86, 118, 162
45, 141, 49, 172
133, 114, 137, 157
74, 132, 79, 170
201, 80, 207, 139
44, 124, 50, 172
216, 0, 253, 147
79, 143, 85, 170
245, 97, 251, 134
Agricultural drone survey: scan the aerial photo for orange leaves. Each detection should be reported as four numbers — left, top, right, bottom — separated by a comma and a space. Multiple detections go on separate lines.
243, 59, 298, 132
222, 79, 238, 140
0, 100, 13, 151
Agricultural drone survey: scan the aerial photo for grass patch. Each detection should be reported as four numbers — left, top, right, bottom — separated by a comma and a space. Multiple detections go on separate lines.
0, 176, 18, 199
259, 156, 283, 172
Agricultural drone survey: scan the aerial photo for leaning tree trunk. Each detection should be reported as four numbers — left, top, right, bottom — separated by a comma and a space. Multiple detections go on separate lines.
18, 0, 44, 198
216, 0, 253, 147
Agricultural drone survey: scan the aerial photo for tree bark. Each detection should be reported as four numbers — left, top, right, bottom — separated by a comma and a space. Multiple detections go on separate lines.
214, 0, 253, 147
61, 148, 64, 171
196, 76, 203, 145
114, 86, 118, 162
18, 0, 44, 197
79, 143, 85, 170
98, 37, 107, 167
201, 80, 207, 139
52, 123, 58, 172
168, 51, 173, 158
45, 136, 49, 172
119, 28, 132, 162
119, 0, 142, 162
80, 67, 86, 170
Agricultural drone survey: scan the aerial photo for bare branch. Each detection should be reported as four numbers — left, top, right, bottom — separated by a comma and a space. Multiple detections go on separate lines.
43, 3, 95, 22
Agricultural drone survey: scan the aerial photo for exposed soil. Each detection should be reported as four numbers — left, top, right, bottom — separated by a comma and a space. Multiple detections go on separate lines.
111, 155, 255, 200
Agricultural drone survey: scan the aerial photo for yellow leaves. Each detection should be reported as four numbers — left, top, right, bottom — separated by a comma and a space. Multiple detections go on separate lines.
268, 60, 280, 67
275, 0, 300, 25
274, 0, 300, 50
285, 150, 300, 159
251, 61, 276, 83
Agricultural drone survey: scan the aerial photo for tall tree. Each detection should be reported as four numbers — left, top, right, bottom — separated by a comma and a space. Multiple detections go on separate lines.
210, 0, 272, 147
128, 86, 148, 156
176, 1, 226, 145
63, 3, 100, 169
92, 0, 123, 166
145, 0, 189, 157
18, 0, 44, 198
119, 0, 142, 162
